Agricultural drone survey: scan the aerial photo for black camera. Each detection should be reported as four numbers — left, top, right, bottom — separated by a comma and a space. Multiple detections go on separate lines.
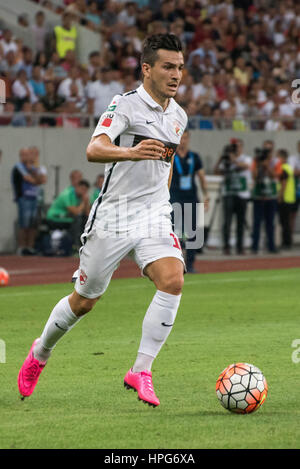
221, 143, 238, 167
255, 147, 270, 163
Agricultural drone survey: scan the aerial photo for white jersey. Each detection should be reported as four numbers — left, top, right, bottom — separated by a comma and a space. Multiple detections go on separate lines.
288, 153, 300, 171
86, 84, 188, 233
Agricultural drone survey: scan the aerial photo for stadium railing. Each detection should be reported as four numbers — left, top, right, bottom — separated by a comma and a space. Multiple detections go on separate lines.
1, 113, 300, 130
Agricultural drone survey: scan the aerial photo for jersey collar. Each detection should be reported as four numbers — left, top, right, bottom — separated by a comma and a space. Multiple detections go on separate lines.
137, 84, 176, 114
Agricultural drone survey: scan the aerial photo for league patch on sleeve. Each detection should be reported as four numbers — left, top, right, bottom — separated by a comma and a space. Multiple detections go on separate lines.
106, 100, 117, 112
100, 113, 114, 127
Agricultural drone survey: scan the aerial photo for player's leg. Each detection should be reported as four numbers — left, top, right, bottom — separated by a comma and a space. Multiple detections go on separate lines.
134, 257, 184, 370
17, 290, 102, 399
124, 234, 184, 406
18, 230, 133, 398
31, 229, 119, 364
33, 291, 101, 362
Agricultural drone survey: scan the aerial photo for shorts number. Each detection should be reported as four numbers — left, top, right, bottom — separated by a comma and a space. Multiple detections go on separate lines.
170, 233, 181, 250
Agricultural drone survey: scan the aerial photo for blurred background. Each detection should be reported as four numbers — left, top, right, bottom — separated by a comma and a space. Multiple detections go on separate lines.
1, 0, 300, 259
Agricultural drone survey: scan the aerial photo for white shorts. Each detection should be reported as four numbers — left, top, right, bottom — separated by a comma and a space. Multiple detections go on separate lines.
74, 227, 185, 299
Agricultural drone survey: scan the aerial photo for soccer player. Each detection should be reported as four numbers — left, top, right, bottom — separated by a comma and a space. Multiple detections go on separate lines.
18, 34, 188, 407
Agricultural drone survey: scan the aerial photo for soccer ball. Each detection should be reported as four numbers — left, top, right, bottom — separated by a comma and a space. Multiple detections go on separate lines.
0, 268, 10, 286
216, 363, 268, 414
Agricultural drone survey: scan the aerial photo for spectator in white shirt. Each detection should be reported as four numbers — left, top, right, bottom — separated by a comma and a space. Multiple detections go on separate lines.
118, 2, 137, 27
30, 11, 49, 53
193, 73, 217, 107
12, 69, 38, 111
0, 50, 22, 79
265, 107, 284, 131
57, 66, 84, 100
87, 67, 124, 121
87, 51, 102, 78
0, 29, 18, 58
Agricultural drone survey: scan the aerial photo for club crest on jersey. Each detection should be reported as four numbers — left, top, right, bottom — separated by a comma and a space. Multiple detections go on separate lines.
173, 120, 183, 137
79, 269, 87, 285
100, 113, 114, 127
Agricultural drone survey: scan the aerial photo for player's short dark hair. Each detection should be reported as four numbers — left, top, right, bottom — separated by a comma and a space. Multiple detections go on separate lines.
141, 34, 183, 67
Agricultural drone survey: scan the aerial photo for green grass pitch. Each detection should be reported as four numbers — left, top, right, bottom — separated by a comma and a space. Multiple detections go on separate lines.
1, 268, 300, 449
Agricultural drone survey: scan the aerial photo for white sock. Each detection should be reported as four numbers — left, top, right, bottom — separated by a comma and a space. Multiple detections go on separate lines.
33, 296, 80, 362
133, 290, 181, 372
132, 352, 154, 373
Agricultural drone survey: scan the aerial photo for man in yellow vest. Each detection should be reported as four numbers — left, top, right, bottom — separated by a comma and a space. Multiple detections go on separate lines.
277, 149, 296, 249
54, 12, 77, 59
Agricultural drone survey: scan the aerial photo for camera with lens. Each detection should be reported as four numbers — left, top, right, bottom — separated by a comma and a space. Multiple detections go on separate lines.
255, 147, 271, 163
221, 143, 238, 169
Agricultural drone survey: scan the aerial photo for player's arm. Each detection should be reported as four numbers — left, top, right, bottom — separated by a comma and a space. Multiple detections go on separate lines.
67, 203, 85, 216
235, 158, 251, 172
214, 155, 225, 175
86, 134, 165, 163
17, 164, 43, 186
67, 193, 90, 217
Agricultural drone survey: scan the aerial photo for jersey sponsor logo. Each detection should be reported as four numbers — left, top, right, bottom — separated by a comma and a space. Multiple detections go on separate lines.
146, 120, 155, 124
133, 134, 178, 163
162, 146, 175, 161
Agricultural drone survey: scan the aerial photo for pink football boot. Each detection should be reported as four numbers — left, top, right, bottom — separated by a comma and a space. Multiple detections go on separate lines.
124, 368, 160, 407
18, 339, 46, 399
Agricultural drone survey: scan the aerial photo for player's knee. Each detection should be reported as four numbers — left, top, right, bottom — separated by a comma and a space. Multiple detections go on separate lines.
76, 298, 96, 316
159, 273, 184, 295
69, 293, 101, 317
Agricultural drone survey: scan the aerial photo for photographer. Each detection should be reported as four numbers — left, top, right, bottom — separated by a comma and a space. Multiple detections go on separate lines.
214, 138, 252, 255
251, 140, 278, 254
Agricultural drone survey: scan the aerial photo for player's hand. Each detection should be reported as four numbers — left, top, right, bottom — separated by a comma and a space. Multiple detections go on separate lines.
128, 139, 165, 161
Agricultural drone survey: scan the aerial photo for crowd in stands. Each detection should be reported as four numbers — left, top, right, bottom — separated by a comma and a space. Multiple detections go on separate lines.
1, 0, 300, 129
